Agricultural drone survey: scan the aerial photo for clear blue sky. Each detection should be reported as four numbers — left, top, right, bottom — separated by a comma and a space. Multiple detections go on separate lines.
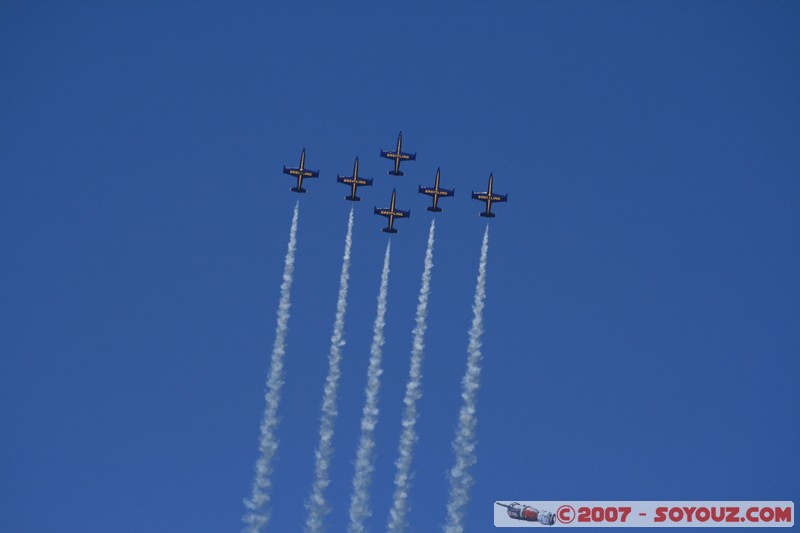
1, 2, 798, 531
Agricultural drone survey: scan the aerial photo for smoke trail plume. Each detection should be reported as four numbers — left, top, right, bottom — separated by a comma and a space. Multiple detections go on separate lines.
242, 201, 300, 533
387, 219, 436, 533
348, 240, 393, 533
444, 225, 490, 533
304, 207, 355, 533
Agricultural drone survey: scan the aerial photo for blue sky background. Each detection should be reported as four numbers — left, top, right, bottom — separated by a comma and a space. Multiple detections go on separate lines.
1, 2, 798, 531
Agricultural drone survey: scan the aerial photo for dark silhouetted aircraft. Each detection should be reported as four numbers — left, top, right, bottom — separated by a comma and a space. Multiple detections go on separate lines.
380, 131, 416, 176
374, 189, 410, 233
418, 167, 454, 212
282, 149, 319, 193
472, 173, 507, 217
336, 157, 373, 201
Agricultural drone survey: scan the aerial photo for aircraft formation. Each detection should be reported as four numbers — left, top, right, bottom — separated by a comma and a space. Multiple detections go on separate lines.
281, 131, 507, 231
249, 130, 500, 532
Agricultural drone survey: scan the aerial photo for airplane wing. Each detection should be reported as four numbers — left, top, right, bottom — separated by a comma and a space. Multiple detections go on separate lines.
472, 192, 490, 200
283, 166, 298, 176
373, 208, 410, 218
494, 194, 508, 202
420, 186, 455, 197
306, 170, 320, 178
398, 151, 416, 161
379, 150, 395, 158
339, 176, 372, 186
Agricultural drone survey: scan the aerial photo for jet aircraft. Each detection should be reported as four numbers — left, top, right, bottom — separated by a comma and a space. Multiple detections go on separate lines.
282, 148, 319, 193
418, 167, 454, 212
336, 157, 373, 201
380, 131, 416, 176
374, 189, 410, 233
471, 173, 507, 217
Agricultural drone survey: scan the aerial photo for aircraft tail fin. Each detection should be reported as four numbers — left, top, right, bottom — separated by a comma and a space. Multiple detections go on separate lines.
479, 211, 495, 218
388, 170, 404, 176
427, 206, 442, 212
291, 187, 307, 193
382, 227, 398, 234
345, 195, 361, 202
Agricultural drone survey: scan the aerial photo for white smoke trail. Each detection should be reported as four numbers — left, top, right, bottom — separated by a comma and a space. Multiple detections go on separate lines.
347, 240, 393, 533
444, 225, 490, 533
304, 207, 355, 533
242, 201, 300, 533
387, 219, 436, 533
